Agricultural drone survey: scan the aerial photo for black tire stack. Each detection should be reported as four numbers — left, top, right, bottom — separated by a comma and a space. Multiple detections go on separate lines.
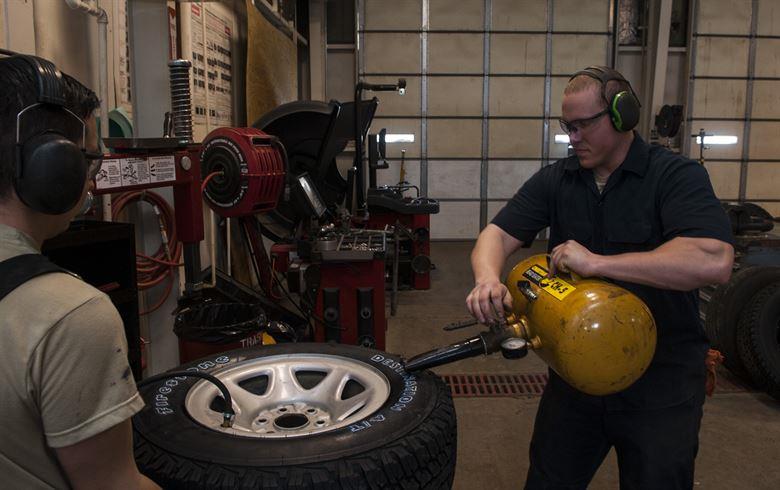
701, 265, 780, 400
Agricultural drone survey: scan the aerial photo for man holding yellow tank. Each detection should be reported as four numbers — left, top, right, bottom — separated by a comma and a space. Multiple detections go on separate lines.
467, 66, 734, 490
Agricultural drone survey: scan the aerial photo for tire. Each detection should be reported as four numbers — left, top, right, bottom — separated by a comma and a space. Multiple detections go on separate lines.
737, 282, 780, 400
704, 266, 780, 380
132, 343, 457, 489
701, 285, 726, 348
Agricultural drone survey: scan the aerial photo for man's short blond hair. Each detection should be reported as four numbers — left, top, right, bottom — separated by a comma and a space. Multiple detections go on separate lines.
565, 73, 634, 111
564, 74, 602, 96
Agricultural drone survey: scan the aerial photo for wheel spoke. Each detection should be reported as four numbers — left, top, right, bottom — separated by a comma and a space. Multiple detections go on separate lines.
308, 367, 350, 404
332, 389, 374, 421
264, 364, 306, 402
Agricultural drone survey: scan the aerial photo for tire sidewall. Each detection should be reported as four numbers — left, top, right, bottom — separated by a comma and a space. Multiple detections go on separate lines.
133, 343, 439, 467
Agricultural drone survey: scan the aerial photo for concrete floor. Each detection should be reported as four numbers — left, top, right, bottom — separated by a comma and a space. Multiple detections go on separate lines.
386, 242, 780, 490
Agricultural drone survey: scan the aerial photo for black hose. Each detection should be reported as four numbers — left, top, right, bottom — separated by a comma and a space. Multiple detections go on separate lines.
138, 371, 235, 427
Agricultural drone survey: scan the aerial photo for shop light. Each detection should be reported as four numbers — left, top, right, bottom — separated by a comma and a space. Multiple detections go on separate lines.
384, 133, 415, 143
695, 135, 738, 145
555, 134, 572, 148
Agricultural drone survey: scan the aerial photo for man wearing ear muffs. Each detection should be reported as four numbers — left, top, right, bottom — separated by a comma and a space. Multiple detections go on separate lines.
0, 54, 158, 489
467, 66, 735, 489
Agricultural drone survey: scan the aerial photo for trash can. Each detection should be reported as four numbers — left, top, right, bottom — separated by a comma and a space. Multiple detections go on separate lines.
174, 302, 272, 363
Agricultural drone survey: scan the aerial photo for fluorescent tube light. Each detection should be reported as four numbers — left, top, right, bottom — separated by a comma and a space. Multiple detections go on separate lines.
695, 135, 738, 145
554, 134, 570, 144
384, 133, 415, 143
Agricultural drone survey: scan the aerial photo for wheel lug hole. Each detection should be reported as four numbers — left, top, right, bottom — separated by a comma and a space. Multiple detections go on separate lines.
316, 420, 325, 425
258, 418, 268, 424
279, 407, 287, 412
307, 408, 317, 414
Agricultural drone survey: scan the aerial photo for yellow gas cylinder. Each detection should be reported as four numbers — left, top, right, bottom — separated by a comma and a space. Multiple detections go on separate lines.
505, 254, 656, 395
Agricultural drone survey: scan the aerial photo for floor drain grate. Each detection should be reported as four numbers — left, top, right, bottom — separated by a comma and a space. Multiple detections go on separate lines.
442, 373, 549, 397
442, 367, 752, 398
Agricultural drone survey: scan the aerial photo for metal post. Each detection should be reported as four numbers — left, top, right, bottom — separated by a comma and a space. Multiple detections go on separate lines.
739, 0, 758, 202
682, 0, 699, 157
479, 0, 492, 229
420, 0, 429, 195
647, 0, 673, 138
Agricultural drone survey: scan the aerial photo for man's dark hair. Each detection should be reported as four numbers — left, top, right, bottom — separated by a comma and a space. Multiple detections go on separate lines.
0, 57, 100, 201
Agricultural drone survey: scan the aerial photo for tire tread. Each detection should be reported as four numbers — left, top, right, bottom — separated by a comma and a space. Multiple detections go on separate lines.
134, 377, 457, 489
736, 282, 780, 400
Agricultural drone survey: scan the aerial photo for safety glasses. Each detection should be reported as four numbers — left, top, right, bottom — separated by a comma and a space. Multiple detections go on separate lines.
559, 109, 609, 135
84, 151, 104, 180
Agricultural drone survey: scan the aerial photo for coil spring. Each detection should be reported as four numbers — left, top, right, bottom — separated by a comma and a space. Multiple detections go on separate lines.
168, 59, 193, 143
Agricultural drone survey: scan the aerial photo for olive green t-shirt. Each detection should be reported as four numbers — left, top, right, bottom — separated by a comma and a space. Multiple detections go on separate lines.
0, 223, 145, 488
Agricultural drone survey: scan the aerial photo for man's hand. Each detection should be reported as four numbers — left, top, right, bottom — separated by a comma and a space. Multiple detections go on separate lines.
466, 278, 513, 324
549, 240, 599, 277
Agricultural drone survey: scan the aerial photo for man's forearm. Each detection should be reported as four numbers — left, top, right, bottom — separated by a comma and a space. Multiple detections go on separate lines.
471, 225, 521, 283
591, 237, 733, 291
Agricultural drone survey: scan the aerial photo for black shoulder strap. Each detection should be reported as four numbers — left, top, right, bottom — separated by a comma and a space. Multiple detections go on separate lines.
0, 254, 68, 302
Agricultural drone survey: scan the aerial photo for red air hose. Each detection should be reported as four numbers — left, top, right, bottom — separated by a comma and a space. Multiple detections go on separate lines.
112, 191, 183, 315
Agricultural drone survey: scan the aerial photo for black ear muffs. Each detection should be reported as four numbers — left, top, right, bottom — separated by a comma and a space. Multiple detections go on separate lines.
611, 90, 641, 132
3, 53, 89, 215
571, 65, 641, 132
14, 132, 87, 215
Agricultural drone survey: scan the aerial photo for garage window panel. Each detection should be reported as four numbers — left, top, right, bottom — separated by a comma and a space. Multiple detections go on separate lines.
757, 0, 780, 36
428, 161, 481, 199
548, 76, 569, 119
489, 34, 546, 74
748, 122, 780, 161
489, 119, 543, 159
489, 77, 544, 116
431, 201, 481, 239
754, 39, 780, 78
694, 37, 749, 78
371, 118, 422, 159
365, 76, 422, 117
428, 33, 484, 74
488, 161, 541, 199
364, 0, 421, 30
691, 79, 747, 119
428, 76, 483, 116
553, 0, 610, 32
427, 119, 482, 158
746, 163, 780, 200
491, 0, 547, 31
429, 0, 484, 30
751, 81, 780, 119
703, 161, 742, 200
364, 33, 421, 73
551, 35, 608, 75
688, 120, 745, 161
697, 0, 752, 35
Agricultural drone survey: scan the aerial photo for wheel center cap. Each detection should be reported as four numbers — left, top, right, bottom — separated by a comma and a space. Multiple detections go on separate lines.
274, 413, 310, 430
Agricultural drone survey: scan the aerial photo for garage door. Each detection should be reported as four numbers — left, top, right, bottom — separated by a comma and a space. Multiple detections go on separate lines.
359, 0, 614, 239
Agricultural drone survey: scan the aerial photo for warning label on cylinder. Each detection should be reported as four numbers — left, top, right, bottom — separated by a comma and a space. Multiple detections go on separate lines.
523, 265, 575, 301
95, 156, 177, 190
